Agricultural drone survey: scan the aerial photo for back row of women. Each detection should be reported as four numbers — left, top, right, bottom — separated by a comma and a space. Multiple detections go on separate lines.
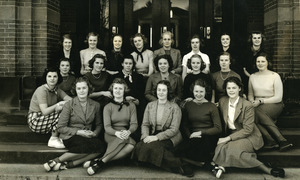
27, 31, 293, 178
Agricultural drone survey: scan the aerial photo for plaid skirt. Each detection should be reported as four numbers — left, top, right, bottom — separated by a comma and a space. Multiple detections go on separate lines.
27, 111, 59, 134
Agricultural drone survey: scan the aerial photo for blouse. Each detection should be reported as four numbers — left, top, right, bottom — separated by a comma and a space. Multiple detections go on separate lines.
131, 49, 153, 74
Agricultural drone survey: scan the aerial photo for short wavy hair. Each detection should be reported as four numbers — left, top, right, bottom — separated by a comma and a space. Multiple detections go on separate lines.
130, 33, 148, 48
85, 32, 99, 44
71, 76, 94, 96
223, 76, 244, 97
153, 54, 173, 72
247, 31, 266, 47
42, 67, 63, 85
88, 54, 107, 69
122, 54, 136, 72
159, 31, 175, 47
154, 80, 172, 101
190, 78, 211, 100
108, 78, 130, 97
187, 54, 206, 71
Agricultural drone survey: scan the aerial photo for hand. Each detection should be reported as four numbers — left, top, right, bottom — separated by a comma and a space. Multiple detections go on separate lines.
55, 103, 63, 112
190, 131, 202, 138
143, 136, 158, 143
251, 100, 260, 107
76, 130, 95, 138
171, 70, 176, 74
184, 97, 193, 102
217, 136, 231, 145
120, 130, 131, 140
187, 68, 193, 74
101, 91, 113, 98
115, 131, 125, 140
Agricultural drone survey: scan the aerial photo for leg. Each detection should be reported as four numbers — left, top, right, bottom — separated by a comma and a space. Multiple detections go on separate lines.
102, 144, 134, 163
72, 153, 101, 166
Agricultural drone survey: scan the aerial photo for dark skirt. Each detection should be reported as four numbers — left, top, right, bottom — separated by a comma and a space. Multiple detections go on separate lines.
175, 135, 219, 162
63, 135, 106, 154
131, 139, 181, 170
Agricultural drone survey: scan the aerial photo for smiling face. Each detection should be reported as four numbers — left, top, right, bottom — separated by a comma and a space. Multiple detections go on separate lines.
191, 38, 200, 52
162, 34, 172, 49
93, 58, 104, 73
156, 83, 168, 101
191, 57, 201, 72
113, 36, 122, 51
256, 56, 268, 71
113, 83, 125, 99
221, 35, 230, 48
252, 33, 262, 47
46, 72, 58, 87
76, 81, 89, 99
158, 58, 170, 73
133, 36, 144, 50
193, 85, 206, 102
59, 61, 71, 75
219, 55, 231, 71
63, 38, 72, 51
122, 58, 133, 73
226, 82, 241, 99
88, 35, 98, 49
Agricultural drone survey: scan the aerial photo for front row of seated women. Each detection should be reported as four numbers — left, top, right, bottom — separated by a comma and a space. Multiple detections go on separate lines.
40, 75, 286, 178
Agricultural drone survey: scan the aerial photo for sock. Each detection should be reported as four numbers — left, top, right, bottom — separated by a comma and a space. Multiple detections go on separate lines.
66, 161, 75, 168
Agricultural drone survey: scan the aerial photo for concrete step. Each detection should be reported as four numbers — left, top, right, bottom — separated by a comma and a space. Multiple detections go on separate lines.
277, 115, 300, 128
257, 148, 300, 167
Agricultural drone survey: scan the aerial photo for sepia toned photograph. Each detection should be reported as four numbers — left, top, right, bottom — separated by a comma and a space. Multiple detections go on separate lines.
0, 0, 299, 179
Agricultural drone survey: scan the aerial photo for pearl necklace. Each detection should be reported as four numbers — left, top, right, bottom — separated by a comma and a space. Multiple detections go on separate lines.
92, 72, 101, 79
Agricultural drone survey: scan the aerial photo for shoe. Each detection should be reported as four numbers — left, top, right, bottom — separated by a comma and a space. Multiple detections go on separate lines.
179, 165, 194, 177
87, 164, 101, 176
83, 158, 99, 168
53, 162, 68, 171
43, 160, 57, 172
263, 143, 279, 149
216, 166, 225, 179
279, 141, 293, 151
271, 167, 285, 178
48, 137, 65, 149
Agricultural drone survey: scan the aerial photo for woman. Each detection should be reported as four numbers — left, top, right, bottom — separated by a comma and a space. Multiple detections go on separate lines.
130, 33, 154, 77
58, 58, 76, 97
80, 32, 106, 75
132, 80, 193, 177
145, 54, 182, 103
84, 54, 112, 106
248, 52, 293, 151
176, 79, 221, 175
51, 34, 80, 77
153, 31, 182, 75
43, 77, 106, 171
182, 34, 210, 81
212, 77, 285, 178
106, 34, 124, 75
27, 67, 72, 148
86, 78, 138, 175
212, 52, 241, 103
183, 54, 213, 101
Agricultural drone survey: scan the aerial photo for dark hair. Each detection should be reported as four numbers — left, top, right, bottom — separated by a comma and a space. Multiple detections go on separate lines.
223, 76, 244, 97
108, 78, 130, 97
220, 33, 231, 46
154, 80, 172, 100
190, 79, 211, 100
187, 54, 206, 71
154, 54, 173, 72
122, 54, 136, 71
42, 67, 63, 85
59, 34, 72, 46
130, 33, 148, 47
71, 77, 94, 96
256, 51, 272, 69
85, 32, 99, 44
247, 31, 266, 47
58, 58, 72, 72
189, 34, 204, 50
88, 54, 107, 69
218, 51, 235, 65
159, 31, 175, 47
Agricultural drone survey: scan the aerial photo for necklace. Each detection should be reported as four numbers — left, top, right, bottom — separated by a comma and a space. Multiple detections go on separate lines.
92, 72, 101, 79
220, 71, 231, 80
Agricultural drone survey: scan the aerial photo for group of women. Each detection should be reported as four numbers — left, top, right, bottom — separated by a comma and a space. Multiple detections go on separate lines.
27, 31, 293, 178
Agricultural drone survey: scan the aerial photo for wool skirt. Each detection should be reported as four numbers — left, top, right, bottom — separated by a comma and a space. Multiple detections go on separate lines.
63, 135, 106, 154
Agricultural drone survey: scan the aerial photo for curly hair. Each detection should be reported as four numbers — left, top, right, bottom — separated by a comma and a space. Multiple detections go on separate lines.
159, 31, 175, 47
130, 33, 148, 48
153, 54, 173, 72
42, 67, 63, 85
154, 80, 172, 101
187, 54, 206, 71
223, 76, 244, 97
122, 54, 136, 71
85, 32, 99, 44
190, 78, 211, 100
88, 54, 107, 69
247, 31, 266, 47
108, 78, 130, 97
71, 76, 94, 96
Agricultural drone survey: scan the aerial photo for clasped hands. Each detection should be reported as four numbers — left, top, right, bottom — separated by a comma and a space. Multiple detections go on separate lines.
217, 136, 231, 145
76, 129, 96, 138
143, 135, 158, 143
190, 131, 202, 138
115, 130, 131, 140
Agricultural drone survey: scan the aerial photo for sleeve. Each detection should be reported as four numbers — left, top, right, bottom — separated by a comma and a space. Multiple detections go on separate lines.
57, 88, 68, 100
181, 105, 191, 138
229, 103, 255, 141
103, 104, 117, 135
57, 100, 79, 136
248, 75, 255, 101
145, 75, 158, 102
128, 103, 138, 133
36, 88, 48, 105
201, 104, 222, 135
173, 50, 182, 74
176, 75, 183, 100
141, 103, 151, 140
156, 104, 182, 141
93, 102, 103, 136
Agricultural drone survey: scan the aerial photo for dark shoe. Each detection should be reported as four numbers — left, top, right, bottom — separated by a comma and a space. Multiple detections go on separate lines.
43, 160, 57, 172
263, 143, 279, 149
53, 162, 68, 171
279, 141, 293, 151
83, 158, 100, 168
87, 161, 104, 176
179, 165, 194, 177
271, 167, 285, 178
